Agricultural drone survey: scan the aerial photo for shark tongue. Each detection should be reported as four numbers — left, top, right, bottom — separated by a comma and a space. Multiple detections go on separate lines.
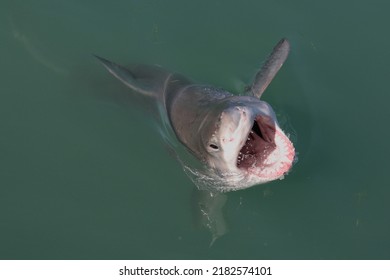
236, 116, 294, 179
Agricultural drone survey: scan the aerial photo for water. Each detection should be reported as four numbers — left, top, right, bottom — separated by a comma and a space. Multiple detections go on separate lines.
1, 0, 390, 259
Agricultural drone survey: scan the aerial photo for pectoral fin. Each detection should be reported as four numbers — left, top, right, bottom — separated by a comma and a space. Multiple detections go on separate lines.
247, 38, 290, 98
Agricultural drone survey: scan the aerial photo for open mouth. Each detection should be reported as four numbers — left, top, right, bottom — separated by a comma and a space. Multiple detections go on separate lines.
237, 115, 294, 179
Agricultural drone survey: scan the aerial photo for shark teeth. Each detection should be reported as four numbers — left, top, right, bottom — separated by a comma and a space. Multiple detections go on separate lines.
251, 129, 294, 179
237, 125, 294, 180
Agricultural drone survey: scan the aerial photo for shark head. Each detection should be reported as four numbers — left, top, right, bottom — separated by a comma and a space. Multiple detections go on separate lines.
199, 96, 295, 187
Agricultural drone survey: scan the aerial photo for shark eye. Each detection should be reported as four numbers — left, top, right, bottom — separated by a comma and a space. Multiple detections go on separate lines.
209, 144, 219, 151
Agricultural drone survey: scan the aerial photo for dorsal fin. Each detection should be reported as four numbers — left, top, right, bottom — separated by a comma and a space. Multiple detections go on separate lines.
246, 38, 290, 98
94, 55, 156, 97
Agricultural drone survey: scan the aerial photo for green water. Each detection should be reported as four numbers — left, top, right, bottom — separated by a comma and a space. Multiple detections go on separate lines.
1, 0, 389, 259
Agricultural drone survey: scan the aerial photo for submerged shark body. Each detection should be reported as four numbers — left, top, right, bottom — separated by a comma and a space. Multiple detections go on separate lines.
95, 38, 295, 192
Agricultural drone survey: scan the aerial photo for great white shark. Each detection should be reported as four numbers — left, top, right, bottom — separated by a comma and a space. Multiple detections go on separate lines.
95, 38, 295, 192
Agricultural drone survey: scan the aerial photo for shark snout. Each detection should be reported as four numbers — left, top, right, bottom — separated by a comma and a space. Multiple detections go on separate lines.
219, 107, 252, 142
220, 106, 249, 127
207, 107, 252, 169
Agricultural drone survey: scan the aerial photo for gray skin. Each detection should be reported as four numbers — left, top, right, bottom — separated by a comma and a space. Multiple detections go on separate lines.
95, 38, 294, 243
95, 38, 294, 192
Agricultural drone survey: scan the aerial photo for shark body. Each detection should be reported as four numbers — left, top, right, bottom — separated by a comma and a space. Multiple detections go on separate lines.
95, 38, 295, 192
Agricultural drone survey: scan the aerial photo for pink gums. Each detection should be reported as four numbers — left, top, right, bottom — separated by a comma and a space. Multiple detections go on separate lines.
238, 128, 295, 180
249, 129, 294, 179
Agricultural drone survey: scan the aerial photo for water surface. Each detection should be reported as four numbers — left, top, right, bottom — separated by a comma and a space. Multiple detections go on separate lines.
1, 0, 389, 259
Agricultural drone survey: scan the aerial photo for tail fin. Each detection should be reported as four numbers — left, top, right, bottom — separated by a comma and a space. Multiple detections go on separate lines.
94, 55, 155, 97
247, 38, 290, 98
